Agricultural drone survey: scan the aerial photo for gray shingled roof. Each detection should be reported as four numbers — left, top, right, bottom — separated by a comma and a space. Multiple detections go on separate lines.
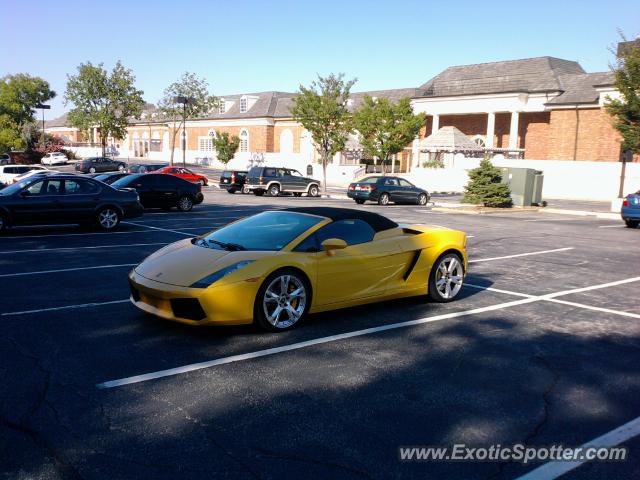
44, 113, 71, 128
418, 57, 585, 97
419, 126, 482, 151
546, 72, 615, 105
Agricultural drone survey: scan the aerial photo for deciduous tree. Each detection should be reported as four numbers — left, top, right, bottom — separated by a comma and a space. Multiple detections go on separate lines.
158, 72, 217, 164
353, 96, 425, 172
212, 132, 240, 166
65, 61, 144, 156
291, 73, 356, 191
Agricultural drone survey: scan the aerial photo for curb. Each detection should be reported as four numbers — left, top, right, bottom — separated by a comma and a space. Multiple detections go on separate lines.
431, 203, 621, 220
539, 208, 620, 220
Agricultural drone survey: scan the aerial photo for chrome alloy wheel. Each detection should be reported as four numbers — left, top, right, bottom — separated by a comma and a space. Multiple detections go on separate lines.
178, 196, 193, 211
98, 209, 118, 229
434, 256, 464, 299
262, 274, 307, 329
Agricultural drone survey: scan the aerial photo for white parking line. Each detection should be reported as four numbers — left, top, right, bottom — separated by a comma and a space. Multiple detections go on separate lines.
469, 247, 574, 263
1, 242, 168, 254
122, 221, 193, 236
0, 263, 136, 278
1, 299, 130, 317
515, 415, 640, 480
0, 229, 152, 239
598, 224, 624, 228
95, 275, 640, 389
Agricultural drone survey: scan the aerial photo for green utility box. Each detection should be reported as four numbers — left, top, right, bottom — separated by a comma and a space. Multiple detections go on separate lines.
499, 167, 544, 206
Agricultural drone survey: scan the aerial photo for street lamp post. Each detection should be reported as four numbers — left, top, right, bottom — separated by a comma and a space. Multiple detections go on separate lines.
174, 96, 193, 167
35, 103, 50, 145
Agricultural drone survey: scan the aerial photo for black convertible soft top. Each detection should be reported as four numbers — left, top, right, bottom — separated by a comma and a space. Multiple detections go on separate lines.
284, 207, 399, 232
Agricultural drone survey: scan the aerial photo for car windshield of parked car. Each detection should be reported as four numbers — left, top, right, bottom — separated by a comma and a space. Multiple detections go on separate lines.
195, 211, 323, 251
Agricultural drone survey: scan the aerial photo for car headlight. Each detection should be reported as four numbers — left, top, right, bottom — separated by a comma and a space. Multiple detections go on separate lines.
190, 260, 255, 288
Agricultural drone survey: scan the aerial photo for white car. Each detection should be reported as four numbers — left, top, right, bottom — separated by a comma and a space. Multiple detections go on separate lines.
0, 165, 48, 186
12, 168, 58, 184
41, 152, 68, 165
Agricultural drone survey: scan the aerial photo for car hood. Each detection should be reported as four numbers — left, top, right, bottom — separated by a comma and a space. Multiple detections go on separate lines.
134, 238, 271, 287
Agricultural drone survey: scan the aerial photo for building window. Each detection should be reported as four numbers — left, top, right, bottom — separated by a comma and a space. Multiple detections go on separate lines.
239, 129, 249, 152
198, 136, 214, 152
218, 100, 225, 114
473, 136, 486, 148
240, 97, 247, 113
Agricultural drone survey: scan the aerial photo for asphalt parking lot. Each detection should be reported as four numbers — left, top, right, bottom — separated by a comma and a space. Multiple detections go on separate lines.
1, 184, 639, 480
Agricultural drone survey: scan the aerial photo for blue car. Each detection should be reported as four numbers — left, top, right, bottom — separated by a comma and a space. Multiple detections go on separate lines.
622, 191, 640, 228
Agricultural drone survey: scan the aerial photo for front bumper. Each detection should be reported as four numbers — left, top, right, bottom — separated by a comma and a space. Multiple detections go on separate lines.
128, 269, 257, 326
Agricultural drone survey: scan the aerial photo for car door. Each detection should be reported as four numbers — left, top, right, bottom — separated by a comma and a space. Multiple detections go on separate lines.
307, 219, 401, 305
11, 178, 64, 224
382, 178, 404, 202
61, 178, 102, 221
287, 169, 307, 192
154, 174, 180, 206
398, 178, 419, 203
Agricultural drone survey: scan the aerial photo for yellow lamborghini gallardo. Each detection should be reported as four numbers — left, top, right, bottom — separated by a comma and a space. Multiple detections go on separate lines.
128, 207, 468, 331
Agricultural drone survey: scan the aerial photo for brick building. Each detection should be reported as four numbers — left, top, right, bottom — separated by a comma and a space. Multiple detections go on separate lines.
45, 52, 633, 168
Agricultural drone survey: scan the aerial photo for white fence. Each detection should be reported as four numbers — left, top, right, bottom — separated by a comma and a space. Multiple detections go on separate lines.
406, 156, 640, 201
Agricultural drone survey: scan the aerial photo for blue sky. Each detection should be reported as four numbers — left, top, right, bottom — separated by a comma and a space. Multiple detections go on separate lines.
2, 0, 639, 119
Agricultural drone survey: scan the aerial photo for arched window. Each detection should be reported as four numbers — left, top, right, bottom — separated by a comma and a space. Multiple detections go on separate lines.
473, 136, 486, 147
279, 128, 293, 153
240, 129, 249, 152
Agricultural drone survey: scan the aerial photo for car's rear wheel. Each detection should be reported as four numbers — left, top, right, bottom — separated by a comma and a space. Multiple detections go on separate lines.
254, 190, 264, 196
355, 199, 365, 205
268, 184, 281, 196
177, 195, 194, 212
96, 207, 120, 231
227, 189, 236, 194
417, 193, 428, 206
255, 269, 310, 332
625, 219, 639, 228
428, 252, 464, 302
378, 193, 390, 206
89, 167, 96, 174
118, 165, 125, 172
198, 179, 206, 186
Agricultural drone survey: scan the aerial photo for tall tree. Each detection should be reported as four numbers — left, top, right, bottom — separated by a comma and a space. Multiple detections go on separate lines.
353, 96, 425, 172
291, 73, 356, 191
158, 72, 217, 164
605, 36, 640, 197
212, 132, 240, 166
65, 61, 144, 156
0, 74, 55, 152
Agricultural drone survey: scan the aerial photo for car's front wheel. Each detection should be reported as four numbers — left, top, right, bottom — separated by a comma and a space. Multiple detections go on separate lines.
177, 195, 194, 212
96, 207, 120, 231
428, 252, 464, 302
198, 179, 206, 186
625, 219, 639, 228
255, 269, 310, 332
89, 167, 96, 174
417, 193, 428, 206
118, 165, 125, 172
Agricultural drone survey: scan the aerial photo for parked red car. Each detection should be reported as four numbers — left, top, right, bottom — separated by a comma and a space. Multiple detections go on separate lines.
155, 166, 209, 186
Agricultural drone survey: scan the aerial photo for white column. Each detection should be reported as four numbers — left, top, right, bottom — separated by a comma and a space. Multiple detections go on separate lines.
431, 114, 440, 135
411, 138, 419, 171
486, 112, 495, 149
508, 111, 520, 150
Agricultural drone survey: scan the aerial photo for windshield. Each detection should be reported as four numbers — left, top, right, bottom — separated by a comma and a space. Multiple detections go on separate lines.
196, 211, 323, 251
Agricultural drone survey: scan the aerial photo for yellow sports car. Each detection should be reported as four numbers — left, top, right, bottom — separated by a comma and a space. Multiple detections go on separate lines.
128, 207, 468, 331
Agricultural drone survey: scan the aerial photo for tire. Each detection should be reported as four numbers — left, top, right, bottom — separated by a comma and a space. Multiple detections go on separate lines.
177, 195, 194, 212
227, 189, 236, 194
268, 184, 281, 196
89, 167, 96, 174
625, 219, 639, 228
378, 193, 390, 206
308, 184, 320, 197
198, 179, 206, 186
254, 190, 265, 196
96, 207, 120, 231
428, 252, 464, 303
118, 165, 125, 172
254, 269, 310, 332
242, 185, 251, 194
355, 199, 365, 205
417, 193, 428, 206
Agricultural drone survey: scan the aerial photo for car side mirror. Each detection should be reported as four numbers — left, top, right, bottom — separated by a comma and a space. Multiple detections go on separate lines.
321, 238, 347, 255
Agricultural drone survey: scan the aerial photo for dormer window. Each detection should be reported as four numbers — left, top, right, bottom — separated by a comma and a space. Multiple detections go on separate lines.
218, 99, 226, 114
240, 97, 248, 113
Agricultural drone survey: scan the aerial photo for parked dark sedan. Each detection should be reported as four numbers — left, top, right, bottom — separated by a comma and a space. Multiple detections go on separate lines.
93, 172, 130, 185
127, 163, 166, 174
219, 170, 249, 194
111, 174, 204, 211
75, 157, 128, 174
0, 174, 143, 232
347, 176, 430, 206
